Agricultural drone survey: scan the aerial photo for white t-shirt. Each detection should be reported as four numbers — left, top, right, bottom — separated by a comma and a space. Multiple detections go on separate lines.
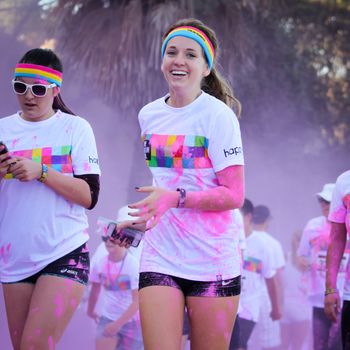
328, 170, 350, 301
238, 231, 276, 322
90, 253, 139, 321
298, 215, 348, 306
233, 209, 246, 252
0, 111, 100, 282
138, 91, 244, 281
254, 231, 285, 318
255, 230, 285, 270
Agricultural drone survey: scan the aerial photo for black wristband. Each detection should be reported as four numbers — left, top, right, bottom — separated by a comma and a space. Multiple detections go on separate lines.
176, 188, 186, 208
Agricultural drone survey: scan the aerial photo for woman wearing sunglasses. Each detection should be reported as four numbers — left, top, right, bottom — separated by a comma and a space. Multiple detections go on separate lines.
0, 48, 101, 349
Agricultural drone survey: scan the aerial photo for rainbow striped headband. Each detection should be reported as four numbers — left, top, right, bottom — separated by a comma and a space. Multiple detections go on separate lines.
161, 26, 215, 69
14, 63, 63, 87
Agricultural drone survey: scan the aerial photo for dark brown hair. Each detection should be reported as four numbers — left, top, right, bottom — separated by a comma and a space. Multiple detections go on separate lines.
163, 18, 241, 116
19, 48, 75, 115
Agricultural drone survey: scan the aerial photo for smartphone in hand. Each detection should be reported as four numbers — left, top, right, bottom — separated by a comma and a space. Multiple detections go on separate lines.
0, 141, 11, 163
107, 223, 143, 247
0, 141, 8, 155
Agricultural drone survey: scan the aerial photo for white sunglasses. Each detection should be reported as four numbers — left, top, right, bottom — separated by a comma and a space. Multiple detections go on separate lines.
12, 79, 57, 97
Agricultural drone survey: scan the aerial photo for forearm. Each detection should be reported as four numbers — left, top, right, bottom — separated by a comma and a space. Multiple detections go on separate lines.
265, 276, 281, 316
113, 301, 139, 327
43, 168, 92, 208
87, 284, 100, 316
326, 223, 347, 289
184, 185, 244, 211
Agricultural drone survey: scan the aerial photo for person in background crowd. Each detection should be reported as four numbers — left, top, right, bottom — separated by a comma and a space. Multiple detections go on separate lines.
230, 200, 281, 350
298, 183, 343, 350
250, 205, 285, 350
325, 172, 350, 350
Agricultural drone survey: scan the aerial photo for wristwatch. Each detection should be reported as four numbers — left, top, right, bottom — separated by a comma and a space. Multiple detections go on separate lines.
38, 164, 48, 183
176, 188, 186, 208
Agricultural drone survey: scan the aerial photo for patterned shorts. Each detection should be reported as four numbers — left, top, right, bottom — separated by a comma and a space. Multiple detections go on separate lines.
4, 243, 90, 285
139, 272, 241, 297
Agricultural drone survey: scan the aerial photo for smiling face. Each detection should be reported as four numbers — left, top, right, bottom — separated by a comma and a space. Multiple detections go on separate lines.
161, 36, 210, 98
15, 76, 59, 122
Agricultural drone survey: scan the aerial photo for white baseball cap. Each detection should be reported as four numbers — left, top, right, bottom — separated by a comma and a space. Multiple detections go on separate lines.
316, 183, 335, 202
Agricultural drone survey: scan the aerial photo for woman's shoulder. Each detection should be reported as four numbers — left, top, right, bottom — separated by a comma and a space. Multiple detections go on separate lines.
56, 111, 93, 129
139, 96, 165, 115
0, 112, 19, 124
202, 92, 237, 119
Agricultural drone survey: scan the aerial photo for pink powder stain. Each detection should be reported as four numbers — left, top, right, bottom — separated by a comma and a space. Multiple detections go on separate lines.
83, 161, 91, 172
48, 335, 54, 350
0, 243, 11, 263
214, 310, 230, 332
82, 242, 89, 252
29, 307, 40, 315
64, 278, 74, 289
83, 228, 89, 236
53, 294, 64, 318
70, 298, 78, 308
11, 139, 20, 148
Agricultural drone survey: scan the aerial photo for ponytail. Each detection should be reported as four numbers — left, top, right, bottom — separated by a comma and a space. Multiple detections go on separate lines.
202, 68, 241, 117
53, 94, 75, 115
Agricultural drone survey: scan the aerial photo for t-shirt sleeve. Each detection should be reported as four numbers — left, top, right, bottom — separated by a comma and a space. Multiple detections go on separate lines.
274, 241, 286, 269
71, 118, 101, 175
329, 177, 346, 223
262, 253, 276, 279
208, 108, 244, 172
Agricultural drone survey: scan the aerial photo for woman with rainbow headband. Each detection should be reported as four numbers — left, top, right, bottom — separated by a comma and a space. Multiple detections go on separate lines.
0, 48, 101, 349
118, 18, 244, 349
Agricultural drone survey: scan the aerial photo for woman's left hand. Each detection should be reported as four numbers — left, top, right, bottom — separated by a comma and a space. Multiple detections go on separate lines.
10, 156, 42, 182
128, 186, 178, 229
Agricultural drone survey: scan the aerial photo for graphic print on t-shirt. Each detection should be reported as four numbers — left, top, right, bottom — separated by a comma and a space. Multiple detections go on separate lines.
143, 133, 212, 169
5, 145, 72, 179
100, 273, 131, 291
243, 256, 263, 274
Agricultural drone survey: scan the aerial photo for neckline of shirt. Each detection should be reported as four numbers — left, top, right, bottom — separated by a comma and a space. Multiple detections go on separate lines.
15, 109, 61, 126
162, 90, 206, 112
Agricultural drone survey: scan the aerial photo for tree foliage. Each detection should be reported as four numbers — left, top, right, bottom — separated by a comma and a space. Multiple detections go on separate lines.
1, 0, 349, 152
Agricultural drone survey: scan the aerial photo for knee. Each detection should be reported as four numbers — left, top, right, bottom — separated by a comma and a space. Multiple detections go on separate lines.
20, 333, 56, 350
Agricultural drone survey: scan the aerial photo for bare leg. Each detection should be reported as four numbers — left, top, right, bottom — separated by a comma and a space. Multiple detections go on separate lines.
96, 336, 118, 350
187, 295, 239, 350
20, 275, 85, 350
139, 286, 185, 350
2, 283, 35, 350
